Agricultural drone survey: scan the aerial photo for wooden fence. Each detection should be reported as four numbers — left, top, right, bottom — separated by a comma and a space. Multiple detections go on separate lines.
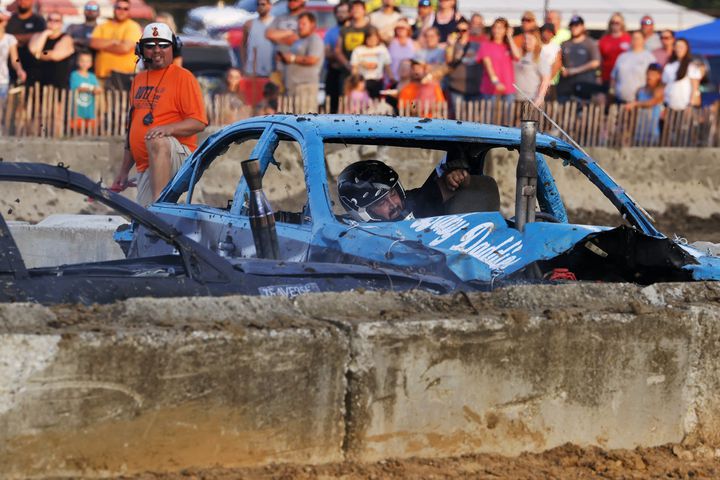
2, 84, 719, 148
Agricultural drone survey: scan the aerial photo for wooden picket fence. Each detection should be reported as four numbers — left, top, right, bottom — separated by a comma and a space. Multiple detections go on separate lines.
2, 84, 719, 148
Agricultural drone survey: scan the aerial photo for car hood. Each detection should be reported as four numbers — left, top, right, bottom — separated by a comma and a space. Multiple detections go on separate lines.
346, 212, 719, 283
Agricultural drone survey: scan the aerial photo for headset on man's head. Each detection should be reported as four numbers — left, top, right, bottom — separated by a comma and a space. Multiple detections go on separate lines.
134, 29, 183, 62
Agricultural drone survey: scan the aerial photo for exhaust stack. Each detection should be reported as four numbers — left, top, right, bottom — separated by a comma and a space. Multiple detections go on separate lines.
241, 159, 280, 259
515, 120, 538, 233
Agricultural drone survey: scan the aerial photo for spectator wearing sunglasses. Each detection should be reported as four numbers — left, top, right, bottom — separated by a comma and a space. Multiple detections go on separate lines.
28, 13, 74, 89
513, 11, 538, 49
652, 29, 674, 67
598, 13, 630, 90
90, 0, 142, 90
66, 1, 100, 60
640, 15, 661, 52
5, 0, 46, 85
446, 17, 484, 106
111, 23, 207, 207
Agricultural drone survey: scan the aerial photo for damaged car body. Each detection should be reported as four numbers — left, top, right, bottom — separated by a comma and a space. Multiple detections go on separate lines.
0, 162, 459, 305
119, 114, 720, 286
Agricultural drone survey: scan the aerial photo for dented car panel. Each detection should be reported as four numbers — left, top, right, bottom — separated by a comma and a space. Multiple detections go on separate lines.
129, 115, 718, 285
0, 162, 459, 305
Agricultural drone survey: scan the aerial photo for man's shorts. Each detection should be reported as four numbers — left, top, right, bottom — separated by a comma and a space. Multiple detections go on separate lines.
136, 136, 191, 207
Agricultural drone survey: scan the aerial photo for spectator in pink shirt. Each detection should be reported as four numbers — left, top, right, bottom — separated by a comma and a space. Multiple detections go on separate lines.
653, 29, 674, 66
477, 17, 520, 101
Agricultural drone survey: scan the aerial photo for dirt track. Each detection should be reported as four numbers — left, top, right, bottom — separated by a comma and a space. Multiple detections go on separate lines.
123, 444, 720, 479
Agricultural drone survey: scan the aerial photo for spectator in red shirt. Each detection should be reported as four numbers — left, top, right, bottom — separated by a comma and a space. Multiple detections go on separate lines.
468, 13, 486, 43
598, 12, 630, 89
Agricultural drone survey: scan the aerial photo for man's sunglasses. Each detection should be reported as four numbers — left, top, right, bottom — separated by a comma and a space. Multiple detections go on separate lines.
521, 17, 534, 22
85, 5, 99, 11
114, 5, 130, 11
143, 41, 172, 49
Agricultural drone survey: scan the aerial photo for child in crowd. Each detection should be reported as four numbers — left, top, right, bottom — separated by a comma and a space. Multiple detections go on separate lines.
255, 81, 279, 115
350, 27, 393, 98
0, 8, 26, 98
627, 63, 665, 144
69, 51, 100, 131
344, 73, 370, 113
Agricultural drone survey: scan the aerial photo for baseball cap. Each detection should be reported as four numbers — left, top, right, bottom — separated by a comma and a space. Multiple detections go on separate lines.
0, 8, 11, 20
641, 15, 654, 25
418, 0, 432, 7
647, 63, 662, 72
140, 22, 174, 43
568, 15, 584, 26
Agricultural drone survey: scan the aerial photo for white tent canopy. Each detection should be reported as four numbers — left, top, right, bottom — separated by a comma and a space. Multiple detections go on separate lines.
457, 0, 716, 31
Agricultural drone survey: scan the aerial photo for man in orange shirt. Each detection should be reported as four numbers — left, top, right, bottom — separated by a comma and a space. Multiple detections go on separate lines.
90, 0, 142, 89
111, 23, 207, 206
398, 58, 445, 117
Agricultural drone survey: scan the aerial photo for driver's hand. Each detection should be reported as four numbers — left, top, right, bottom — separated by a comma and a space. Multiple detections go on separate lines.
443, 169, 469, 191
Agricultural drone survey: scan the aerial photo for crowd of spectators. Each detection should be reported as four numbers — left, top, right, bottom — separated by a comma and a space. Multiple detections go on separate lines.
242, 0, 710, 114
0, 0, 713, 123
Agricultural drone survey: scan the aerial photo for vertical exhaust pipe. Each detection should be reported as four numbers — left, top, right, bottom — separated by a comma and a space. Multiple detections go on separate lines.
241, 159, 280, 259
515, 120, 538, 232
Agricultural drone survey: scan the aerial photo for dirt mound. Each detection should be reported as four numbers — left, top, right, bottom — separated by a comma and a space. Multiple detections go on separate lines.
122, 444, 720, 479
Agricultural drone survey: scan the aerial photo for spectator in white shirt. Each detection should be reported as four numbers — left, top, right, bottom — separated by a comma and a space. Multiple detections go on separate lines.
610, 30, 656, 103
662, 38, 701, 110
351, 26, 393, 97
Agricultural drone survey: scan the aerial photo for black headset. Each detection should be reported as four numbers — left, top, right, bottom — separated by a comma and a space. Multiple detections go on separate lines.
135, 30, 183, 62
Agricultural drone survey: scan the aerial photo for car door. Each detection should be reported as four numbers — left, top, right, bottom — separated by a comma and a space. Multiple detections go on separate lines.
229, 124, 313, 261
140, 125, 273, 259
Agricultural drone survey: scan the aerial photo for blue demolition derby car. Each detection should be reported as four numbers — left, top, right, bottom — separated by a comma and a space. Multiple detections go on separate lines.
121, 114, 720, 287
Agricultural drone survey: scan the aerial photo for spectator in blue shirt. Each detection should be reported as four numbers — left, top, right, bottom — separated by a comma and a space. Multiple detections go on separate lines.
69, 51, 100, 131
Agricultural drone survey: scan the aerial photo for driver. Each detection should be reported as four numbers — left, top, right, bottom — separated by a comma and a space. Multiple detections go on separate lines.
337, 160, 468, 222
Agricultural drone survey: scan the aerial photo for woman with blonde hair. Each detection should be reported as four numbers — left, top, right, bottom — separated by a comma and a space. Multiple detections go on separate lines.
598, 12, 630, 90
514, 31, 550, 105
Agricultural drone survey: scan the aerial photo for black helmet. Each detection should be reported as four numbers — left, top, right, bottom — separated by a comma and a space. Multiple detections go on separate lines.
337, 160, 408, 222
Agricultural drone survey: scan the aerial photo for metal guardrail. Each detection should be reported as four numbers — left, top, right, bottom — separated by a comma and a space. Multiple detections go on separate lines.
2, 84, 718, 148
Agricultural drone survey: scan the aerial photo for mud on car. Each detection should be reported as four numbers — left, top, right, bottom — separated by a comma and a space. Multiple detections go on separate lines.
118, 114, 720, 286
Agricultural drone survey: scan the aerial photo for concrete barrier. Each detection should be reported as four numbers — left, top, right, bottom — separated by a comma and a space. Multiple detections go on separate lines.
8, 214, 126, 268
2, 283, 720, 477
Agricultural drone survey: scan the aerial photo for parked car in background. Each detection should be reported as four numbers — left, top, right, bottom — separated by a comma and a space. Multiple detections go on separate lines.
180, 34, 238, 94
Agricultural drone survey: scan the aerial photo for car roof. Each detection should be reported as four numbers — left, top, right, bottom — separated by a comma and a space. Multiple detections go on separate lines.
248, 114, 575, 153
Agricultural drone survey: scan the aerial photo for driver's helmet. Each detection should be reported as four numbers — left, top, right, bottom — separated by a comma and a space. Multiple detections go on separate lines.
337, 160, 408, 222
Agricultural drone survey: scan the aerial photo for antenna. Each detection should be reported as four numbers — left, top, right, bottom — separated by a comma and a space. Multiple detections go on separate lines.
513, 84, 591, 159
513, 84, 657, 224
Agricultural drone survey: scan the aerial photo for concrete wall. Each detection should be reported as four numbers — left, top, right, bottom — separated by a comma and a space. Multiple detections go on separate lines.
2, 283, 720, 477
9, 215, 126, 268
